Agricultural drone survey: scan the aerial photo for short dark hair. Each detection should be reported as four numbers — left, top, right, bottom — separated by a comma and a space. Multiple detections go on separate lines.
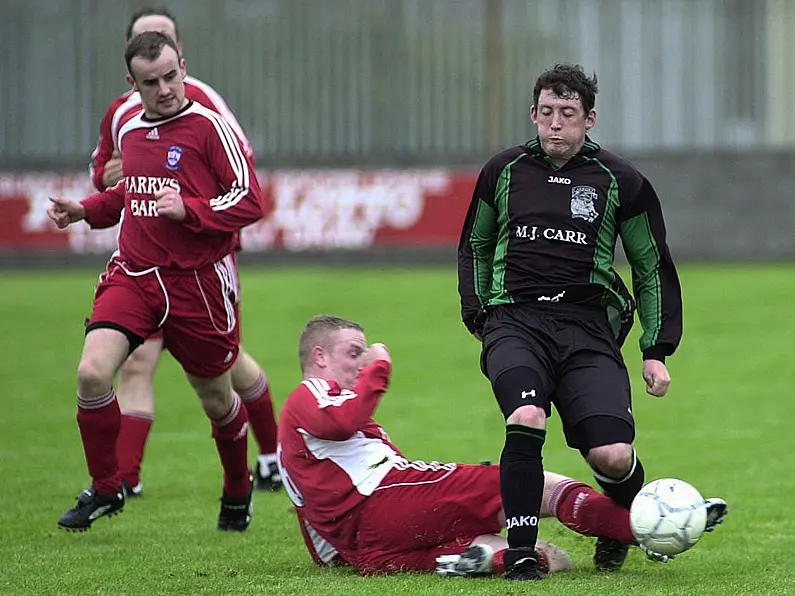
299, 315, 364, 372
126, 6, 180, 42
124, 31, 180, 77
533, 63, 598, 113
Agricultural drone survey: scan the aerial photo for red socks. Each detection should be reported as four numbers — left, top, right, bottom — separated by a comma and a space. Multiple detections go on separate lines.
211, 394, 250, 498
117, 412, 154, 488
77, 390, 121, 495
549, 480, 635, 544
238, 373, 277, 455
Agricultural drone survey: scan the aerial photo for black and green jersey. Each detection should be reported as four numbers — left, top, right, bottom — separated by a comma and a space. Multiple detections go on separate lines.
457, 136, 682, 361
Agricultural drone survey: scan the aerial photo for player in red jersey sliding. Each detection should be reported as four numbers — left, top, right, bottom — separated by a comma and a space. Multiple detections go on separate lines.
89, 7, 280, 497
48, 32, 264, 532
277, 315, 728, 577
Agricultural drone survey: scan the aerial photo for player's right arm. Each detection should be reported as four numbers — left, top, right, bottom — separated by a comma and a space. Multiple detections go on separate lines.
80, 181, 126, 229
457, 163, 500, 338
295, 359, 392, 442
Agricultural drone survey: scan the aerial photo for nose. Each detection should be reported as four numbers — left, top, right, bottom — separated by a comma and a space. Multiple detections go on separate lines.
550, 113, 563, 130
158, 79, 170, 95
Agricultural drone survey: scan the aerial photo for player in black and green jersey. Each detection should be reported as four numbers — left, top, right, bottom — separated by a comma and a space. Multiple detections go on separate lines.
457, 64, 683, 581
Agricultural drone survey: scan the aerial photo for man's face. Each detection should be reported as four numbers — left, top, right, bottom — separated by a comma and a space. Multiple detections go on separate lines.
131, 15, 181, 49
127, 45, 187, 119
531, 88, 596, 164
317, 328, 367, 390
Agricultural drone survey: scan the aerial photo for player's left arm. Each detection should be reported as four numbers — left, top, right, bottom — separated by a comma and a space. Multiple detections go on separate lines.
180, 115, 267, 234
618, 174, 683, 364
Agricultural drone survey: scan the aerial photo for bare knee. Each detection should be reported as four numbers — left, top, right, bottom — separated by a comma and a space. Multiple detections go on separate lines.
506, 404, 547, 428
230, 349, 262, 391
77, 355, 115, 396
189, 373, 234, 420
586, 443, 634, 478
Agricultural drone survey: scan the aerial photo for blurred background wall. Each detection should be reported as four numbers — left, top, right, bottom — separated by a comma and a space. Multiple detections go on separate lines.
1, 0, 793, 259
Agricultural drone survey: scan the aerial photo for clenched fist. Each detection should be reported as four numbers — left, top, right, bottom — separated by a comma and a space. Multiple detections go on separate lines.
642, 359, 671, 397
47, 196, 86, 229
154, 187, 186, 221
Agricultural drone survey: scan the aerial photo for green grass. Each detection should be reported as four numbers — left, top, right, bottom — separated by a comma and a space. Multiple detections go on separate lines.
1, 264, 794, 595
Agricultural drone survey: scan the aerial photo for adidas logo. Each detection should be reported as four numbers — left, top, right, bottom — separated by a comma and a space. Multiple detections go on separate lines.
146, 127, 160, 140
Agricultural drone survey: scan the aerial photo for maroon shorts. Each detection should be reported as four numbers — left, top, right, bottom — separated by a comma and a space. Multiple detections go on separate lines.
354, 463, 503, 574
87, 256, 240, 377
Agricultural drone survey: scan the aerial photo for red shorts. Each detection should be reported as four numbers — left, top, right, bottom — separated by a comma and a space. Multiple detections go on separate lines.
87, 256, 240, 378
354, 463, 502, 574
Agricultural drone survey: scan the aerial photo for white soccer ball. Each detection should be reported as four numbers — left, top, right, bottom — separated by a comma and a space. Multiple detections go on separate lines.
629, 478, 708, 556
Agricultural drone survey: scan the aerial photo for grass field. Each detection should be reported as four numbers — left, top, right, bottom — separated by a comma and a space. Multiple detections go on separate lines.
1, 264, 794, 596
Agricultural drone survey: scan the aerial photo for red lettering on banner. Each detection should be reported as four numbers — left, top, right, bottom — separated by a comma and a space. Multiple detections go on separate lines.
0, 170, 476, 253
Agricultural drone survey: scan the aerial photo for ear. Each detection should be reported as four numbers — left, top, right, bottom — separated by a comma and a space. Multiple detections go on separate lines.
179, 58, 187, 79
585, 109, 597, 131
126, 73, 138, 92
312, 344, 327, 369
530, 104, 538, 125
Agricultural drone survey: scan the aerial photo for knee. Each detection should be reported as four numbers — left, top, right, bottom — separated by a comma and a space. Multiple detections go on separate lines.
77, 356, 114, 395
587, 443, 634, 478
506, 404, 547, 428
198, 387, 235, 419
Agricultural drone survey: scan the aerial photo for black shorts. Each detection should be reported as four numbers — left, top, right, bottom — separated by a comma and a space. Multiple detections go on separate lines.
480, 303, 634, 447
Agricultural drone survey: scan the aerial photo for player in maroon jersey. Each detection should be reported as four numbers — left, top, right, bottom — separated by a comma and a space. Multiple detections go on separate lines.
89, 7, 281, 498
277, 315, 728, 577
48, 32, 265, 532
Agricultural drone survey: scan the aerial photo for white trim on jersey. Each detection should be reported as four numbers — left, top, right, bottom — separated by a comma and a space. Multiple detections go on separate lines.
301, 378, 359, 409
297, 428, 402, 497
111, 92, 144, 151
302, 518, 340, 566
190, 103, 250, 212
183, 75, 252, 152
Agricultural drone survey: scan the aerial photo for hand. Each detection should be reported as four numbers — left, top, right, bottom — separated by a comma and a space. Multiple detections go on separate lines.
47, 196, 86, 229
154, 187, 186, 221
362, 343, 391, 367
640, 543, 673, 563
102, 150, 124, 188
642, 359, 670, 397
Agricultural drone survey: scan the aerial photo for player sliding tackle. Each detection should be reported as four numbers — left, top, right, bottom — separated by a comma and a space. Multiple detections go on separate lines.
277, 315, 727, 577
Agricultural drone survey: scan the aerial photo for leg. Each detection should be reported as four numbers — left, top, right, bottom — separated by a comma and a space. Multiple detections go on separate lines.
165, 257, 253, 531
542, 471, 635, 544
116, 335, 163, 495
186, 370, 253, 532
230, 348, 281, 491
480, 308, 559, 581
58, 327, 137, 531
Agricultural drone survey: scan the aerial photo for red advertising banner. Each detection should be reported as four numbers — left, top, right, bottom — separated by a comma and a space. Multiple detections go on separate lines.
0, 170, 476, 253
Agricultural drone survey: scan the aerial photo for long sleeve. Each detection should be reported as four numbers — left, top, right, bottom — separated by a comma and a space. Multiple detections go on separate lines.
89, 105, 116, 192
293, 360, 391, 441
181, 113, 266, 234
81, 181, 126, 229
457, 166, 499, 336
618, 176, 683, 361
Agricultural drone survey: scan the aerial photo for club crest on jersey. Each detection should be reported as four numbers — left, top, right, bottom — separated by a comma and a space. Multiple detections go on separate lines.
570, 185, 599, 222
165, 145, 184, 171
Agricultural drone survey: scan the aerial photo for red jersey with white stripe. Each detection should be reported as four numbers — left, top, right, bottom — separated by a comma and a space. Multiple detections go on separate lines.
80, 100, 265, 270
277, 361, 398, 558
89, 75, 254, 192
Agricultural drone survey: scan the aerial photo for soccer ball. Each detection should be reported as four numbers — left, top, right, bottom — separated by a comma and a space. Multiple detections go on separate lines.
629, 478, 708, 556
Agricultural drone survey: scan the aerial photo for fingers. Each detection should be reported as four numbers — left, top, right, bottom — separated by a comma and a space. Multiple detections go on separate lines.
644, 373, 670, 397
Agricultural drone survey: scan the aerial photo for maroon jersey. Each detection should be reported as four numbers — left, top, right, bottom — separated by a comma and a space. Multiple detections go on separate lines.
277, 361, 395, 557
80, 100, 265, 270
90, 75, 255, 192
